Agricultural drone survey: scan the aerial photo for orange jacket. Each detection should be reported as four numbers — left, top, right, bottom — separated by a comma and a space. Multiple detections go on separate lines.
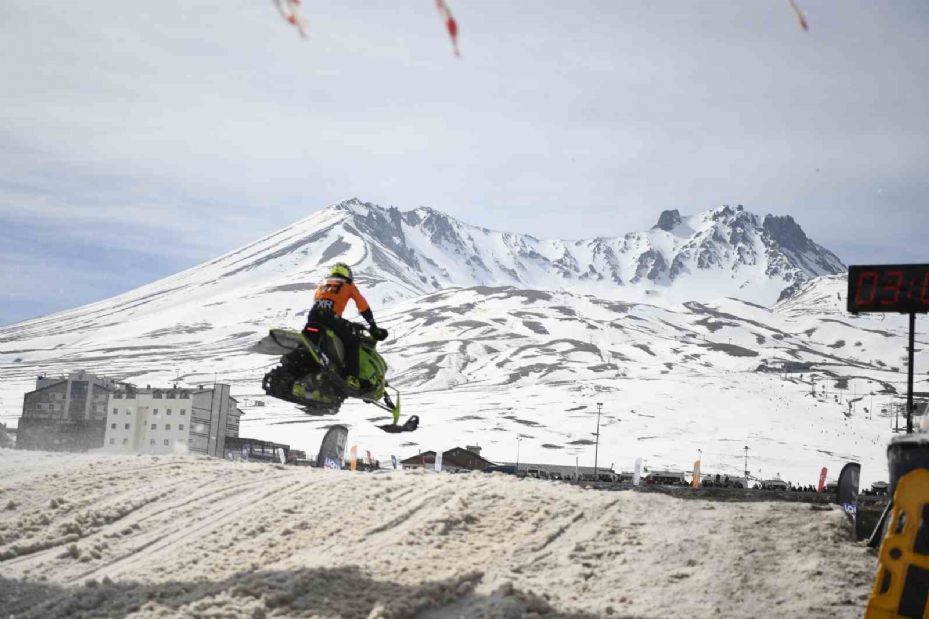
313, 277, 370, 317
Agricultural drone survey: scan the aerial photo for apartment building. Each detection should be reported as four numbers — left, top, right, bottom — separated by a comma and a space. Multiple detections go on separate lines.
16, 371, 115, 451
103, 383, 241, 456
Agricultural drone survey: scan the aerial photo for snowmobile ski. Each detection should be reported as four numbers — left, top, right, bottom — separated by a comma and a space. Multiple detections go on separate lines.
377, 415, 420, 434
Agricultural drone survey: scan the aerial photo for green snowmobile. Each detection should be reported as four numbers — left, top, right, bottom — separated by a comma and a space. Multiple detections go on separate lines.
255, 322, 418, 433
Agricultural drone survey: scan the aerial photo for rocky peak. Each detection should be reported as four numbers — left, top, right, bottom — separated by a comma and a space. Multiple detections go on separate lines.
654, 209, 683, 231
762, 215, 811, 252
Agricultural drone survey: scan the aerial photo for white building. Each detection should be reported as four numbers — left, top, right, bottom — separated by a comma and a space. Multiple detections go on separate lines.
104, 383, 241, 456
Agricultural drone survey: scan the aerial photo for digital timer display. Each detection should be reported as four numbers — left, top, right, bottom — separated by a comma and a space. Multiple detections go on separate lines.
847, 264, 929, 314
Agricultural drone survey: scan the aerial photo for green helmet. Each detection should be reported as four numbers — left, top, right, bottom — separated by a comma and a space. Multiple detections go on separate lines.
330, 262, 353, 280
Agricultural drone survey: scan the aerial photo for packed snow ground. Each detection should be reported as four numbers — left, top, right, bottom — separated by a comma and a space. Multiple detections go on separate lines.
0, 449, 876, 619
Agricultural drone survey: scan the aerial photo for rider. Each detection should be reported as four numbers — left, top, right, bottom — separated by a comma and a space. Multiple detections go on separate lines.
307, 263, 383, 391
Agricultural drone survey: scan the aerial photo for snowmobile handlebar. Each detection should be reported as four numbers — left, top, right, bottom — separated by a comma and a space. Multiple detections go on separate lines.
347, 322, 388, 342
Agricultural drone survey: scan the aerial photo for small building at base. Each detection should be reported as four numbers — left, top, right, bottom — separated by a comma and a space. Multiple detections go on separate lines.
400, 446, 495, 471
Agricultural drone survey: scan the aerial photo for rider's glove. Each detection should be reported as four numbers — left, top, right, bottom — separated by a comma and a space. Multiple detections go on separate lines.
370, 326, 389, 341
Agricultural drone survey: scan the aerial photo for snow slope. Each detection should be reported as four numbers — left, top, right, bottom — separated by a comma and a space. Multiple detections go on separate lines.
0, 450, 876, 619
2, 279, 923, 485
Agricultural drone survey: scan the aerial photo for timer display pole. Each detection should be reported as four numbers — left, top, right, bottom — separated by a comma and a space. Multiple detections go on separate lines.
906, 312, 915, 434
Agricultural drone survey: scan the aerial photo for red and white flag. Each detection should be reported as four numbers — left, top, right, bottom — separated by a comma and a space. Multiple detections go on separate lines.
788, 0, 809, 31
273, 0, 308, 38
435, 0, 460, 57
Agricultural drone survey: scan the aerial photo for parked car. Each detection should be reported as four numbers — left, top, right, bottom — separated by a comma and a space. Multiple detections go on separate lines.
761, 479, 789, 491
483, 465, 518, 476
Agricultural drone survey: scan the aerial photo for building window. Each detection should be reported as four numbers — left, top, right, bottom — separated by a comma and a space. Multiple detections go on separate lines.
165, 424, 171, 430
109, 438, 115, 444
166, 409, 172, 415
111, 423, 116, 429
179, 424, 185, 431
122, 438, 128, 445
112, 408, 118, 415
153, 409, 159, 416
164, 439, 170, 446
151, 423, 157, 430
150, 439, 155, 445
180, 409, 186, 415
126, 410, 131, 415
124, 423, 130, 430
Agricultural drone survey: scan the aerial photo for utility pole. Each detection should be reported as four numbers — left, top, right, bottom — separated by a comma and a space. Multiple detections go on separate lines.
515, 436, 522, 471
907, 312, 915, 433
593, 402, 603, 480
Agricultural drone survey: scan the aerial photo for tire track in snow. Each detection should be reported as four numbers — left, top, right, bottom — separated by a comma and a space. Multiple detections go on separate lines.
71, 473, 306, 582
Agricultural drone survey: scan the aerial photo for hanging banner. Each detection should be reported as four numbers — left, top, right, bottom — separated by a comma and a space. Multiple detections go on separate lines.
350, 445, 358, 471
817, 466, 828, 493
316, 425, 349, 469
691, 459, 701, 488
633, 457, 642, 486
434, 451, 443, 472
391, 455, 398, 470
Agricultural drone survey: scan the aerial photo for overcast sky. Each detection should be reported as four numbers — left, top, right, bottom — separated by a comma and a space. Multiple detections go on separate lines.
1, 0, 927, 325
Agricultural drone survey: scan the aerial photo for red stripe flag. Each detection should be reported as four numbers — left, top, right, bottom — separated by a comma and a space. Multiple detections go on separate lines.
788, 0, 809, 31
817, 467, 828, 493
435, 0, 460, 57
273, 0, 308, 38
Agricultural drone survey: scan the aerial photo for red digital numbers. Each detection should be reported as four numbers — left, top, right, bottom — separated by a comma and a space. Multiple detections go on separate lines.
879, 270, 903, 305
854, 271, 878, 306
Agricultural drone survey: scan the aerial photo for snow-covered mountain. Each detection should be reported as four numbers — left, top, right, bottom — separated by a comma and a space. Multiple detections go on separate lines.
270, 198, 843, 306
3, 198, 910, 484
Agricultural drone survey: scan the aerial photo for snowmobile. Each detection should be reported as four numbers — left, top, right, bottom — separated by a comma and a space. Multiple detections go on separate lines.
254, 321, 418, 433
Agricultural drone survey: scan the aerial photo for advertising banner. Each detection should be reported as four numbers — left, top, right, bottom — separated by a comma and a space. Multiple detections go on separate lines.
817, 466, 828, 493
316, 425, 349, 469
837, 462, 861, 525
434, 451, 443, 472
350, 445, 358, 471
391, 455, 398, 470
691, 459, 701, 488
633, 457, 642, 486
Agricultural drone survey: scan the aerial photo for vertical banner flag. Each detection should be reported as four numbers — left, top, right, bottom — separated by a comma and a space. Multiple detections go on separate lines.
837, 462, 861, 525
817, 467, 828, 493
277, 448, 287, 465
391, 454, 398, 470
691, 459, 702, 488
366, 450, 374, 467
434, 451, 443, 472
633, 457, 642, 487
350, 445, 358, 472
316, 425, 349, 469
